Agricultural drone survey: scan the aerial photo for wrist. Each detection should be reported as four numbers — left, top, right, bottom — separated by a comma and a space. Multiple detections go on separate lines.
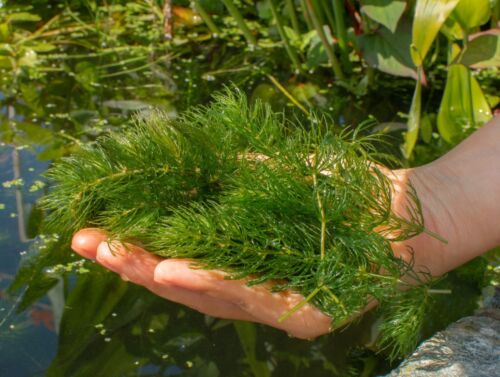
390, 117, 500, 277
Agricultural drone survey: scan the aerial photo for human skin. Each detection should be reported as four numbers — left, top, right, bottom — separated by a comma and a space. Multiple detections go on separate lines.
71, 115, 500, 340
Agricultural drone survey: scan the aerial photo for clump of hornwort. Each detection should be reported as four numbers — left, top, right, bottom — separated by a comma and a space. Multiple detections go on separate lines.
42, 89, 440, 359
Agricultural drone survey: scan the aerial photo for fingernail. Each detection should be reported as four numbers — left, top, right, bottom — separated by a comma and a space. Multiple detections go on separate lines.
71, 228, 107, 259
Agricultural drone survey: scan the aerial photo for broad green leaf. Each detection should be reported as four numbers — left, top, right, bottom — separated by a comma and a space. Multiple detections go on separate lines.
453, 0, 491, 29
403, 75, 422, 158
412, 0, 460, 66
361, 0, 406, 33
359, 18, 417, 79
437, 64, 492, 143
460, 32, 500, 68
440, 17, 464, 40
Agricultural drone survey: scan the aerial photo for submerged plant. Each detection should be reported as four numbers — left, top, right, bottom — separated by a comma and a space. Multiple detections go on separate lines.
41, 89, 437, 358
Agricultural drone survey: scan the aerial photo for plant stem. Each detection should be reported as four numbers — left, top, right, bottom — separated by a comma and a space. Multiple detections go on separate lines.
269, 0, 302, 73
304, 0, 344, 80
332, 0, 350, 70
284, 0, 301, 34
312, 161, 326, 260
193, 0, 221, 36
266, 74, 309, 115
299, 0, 314, 31
221, 0, 257, 46
320, 1, 336, 40
278, 286, 321, 322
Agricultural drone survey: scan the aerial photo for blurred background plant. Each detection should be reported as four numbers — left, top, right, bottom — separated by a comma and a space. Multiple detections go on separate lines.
0, 0, 499, 376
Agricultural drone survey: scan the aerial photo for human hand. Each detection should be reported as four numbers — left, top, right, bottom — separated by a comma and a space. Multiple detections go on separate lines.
71, 228, 333, 339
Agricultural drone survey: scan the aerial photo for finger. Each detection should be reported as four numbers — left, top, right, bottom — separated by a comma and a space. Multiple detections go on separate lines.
71, 228, 108, 259
96, 241, 162, 287
152, 284, 257, 322
155, 259, 332, 339
95, 242, 257, 322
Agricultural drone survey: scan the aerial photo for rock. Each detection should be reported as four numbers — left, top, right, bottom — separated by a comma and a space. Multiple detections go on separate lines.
386, 287, 500, 377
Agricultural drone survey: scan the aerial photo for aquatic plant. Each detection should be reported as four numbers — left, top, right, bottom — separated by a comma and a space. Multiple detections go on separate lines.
42, 89, 439, 358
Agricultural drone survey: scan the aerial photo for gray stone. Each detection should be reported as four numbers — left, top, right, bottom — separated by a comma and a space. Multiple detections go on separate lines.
386, 287, 500, 377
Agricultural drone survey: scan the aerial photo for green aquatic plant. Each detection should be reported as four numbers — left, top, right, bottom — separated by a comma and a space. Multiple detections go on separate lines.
41, 89, 437, 358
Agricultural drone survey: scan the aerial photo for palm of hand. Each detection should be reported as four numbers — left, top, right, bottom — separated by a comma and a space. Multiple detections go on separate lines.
72, 228, 332, 339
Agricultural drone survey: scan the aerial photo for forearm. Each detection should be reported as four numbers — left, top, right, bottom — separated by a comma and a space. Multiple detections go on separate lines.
393, 115, 500, 276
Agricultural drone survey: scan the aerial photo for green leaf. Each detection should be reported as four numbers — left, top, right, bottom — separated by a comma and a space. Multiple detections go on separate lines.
18, 48, 38, 67
17, 275, 59, 312
359, 18, 417, 79
305, 29, 333, 68
412, 0, 460, 66
38, 142, 67, 161
0, 56, 12, 69
16, 121, 53, 144
460, 32, 500, 68
360, 0, 406, 33
75, 62, 98, 91
234, 322, 271, 377
437, 64, 492, 144
0, 23, 10, 42
27, 202, 44, 239
453, 0, 491, 29
420, 113, 433, 144
29, 42, 57, 52
8, 12, 41, 23
403, 75, 422, 158
20, 83, 43, 114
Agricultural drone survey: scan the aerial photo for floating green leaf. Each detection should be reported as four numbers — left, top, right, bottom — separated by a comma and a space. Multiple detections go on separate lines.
361, 0, 406, 33
412, 0, 460, 66
437, 64, 492, 143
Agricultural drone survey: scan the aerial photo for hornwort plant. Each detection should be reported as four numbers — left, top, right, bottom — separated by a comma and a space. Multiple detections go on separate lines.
41, 89, 443, 359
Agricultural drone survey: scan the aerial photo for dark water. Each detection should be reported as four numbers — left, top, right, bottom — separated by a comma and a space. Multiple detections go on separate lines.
0, 145, 57, 376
